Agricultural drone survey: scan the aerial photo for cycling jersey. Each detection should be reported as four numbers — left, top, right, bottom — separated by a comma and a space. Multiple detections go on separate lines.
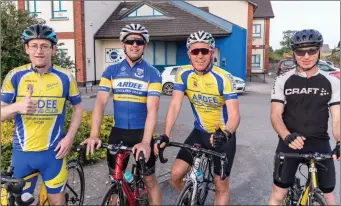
271, 69, 340, 139
1, 64, 82, 151
174, 65, 238, 133
98, 59, 162, 129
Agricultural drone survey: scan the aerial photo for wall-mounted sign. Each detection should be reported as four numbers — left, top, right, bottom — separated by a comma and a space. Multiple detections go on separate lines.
105, 48, 125, 63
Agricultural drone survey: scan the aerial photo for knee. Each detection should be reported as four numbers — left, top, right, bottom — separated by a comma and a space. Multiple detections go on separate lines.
143, 175, 159, 189
170, 169, 184, 187
270, 184, 287, 202
214, 177, 229, 195
48, 192, 65, 205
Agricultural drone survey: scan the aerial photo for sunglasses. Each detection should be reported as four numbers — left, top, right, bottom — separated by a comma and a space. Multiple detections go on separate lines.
189, 48, 212, 55
294, 48, 319, 56
124, 39, 146, 46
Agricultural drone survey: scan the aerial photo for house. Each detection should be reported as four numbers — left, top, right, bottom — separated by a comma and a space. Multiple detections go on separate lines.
16, 0, 274, 85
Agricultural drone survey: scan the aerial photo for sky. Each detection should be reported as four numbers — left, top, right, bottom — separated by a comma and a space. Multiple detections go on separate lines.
270, 1, 340, 50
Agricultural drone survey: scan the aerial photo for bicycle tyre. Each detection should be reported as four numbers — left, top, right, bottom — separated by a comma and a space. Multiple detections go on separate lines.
176, 182, 195, 206
100, 182, 125, 206
309, 192, 328, 206
65, 160, 85, 206
198, 158, 211, 205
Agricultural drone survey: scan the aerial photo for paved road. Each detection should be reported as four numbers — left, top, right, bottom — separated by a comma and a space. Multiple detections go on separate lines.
81, 92, 340, 205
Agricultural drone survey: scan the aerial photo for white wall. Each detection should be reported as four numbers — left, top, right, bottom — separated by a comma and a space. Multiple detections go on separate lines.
57, 39, 75, 62
251, 49, 264, 72
252, 19, 265, 46
187, 1, 248, 29
84, 1, 121, 82
26, 1, 74, 32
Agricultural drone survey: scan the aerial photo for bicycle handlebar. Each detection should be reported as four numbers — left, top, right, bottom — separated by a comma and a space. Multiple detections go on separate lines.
158, 141, 228, 180
277, 152, 333, 160
1, 176, 35, 205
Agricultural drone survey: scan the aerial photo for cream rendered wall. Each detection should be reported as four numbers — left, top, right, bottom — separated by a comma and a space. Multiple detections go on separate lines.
187, 1, 248, 29
252, 19, 265, 46
57, 39, 75, 63
251, 48, 264, 72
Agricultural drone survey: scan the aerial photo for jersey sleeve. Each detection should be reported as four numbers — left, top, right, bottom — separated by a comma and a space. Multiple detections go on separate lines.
1, 71, 16, 104
173, 68, 186, 92
328, 76, 340, 106
271, 76, 286, 103
223, 73, 238, 100
67, 74, 82, 105
148, 68, 162, 97
98, 66, 113, 93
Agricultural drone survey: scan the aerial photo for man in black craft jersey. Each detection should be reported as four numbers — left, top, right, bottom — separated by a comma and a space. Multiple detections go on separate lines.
268, 29, 340, 205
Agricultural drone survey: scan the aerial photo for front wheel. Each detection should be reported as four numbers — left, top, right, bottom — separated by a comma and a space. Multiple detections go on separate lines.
176, 182, 195, 206
100, 182, 125, 206
162, 83, 174, 96
65, 160, 85, 206
308, 192, 328, 205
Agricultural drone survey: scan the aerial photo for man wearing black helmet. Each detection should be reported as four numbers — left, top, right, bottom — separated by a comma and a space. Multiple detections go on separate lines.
268, 29, 340, 205
81, 23, 162, 204
1, 24, 84, 205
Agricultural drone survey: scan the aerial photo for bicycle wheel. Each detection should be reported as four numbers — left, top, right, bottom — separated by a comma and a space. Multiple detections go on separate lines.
65, 160, 85, 206
176, 182, 195, 206
197, 158, 211, 205
309, 192, 328, 205
100, 182, 125, 206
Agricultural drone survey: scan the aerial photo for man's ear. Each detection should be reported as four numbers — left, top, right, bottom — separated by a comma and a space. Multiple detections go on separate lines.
24, 44, 29, 55
52, 45, 57, 55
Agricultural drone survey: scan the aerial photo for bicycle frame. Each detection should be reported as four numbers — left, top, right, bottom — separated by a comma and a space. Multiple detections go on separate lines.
110, 151, 147, 206
298, 159, 321, 205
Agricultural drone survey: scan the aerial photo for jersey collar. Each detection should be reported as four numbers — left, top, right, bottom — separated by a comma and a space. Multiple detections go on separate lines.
295, 68, 319, 78
30, 64, 54, 74
194, 64, 213, 75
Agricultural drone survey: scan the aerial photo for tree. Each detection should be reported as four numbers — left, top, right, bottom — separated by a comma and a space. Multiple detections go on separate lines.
279, 30, 297, 50
1, 1, 75, 80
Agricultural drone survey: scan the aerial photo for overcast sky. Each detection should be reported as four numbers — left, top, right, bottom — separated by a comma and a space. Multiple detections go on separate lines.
270, 1, 340, 50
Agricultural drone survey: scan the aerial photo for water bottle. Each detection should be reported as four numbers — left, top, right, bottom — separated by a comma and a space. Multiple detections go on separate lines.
124, 171, 135, 184
197, 169, 204, 183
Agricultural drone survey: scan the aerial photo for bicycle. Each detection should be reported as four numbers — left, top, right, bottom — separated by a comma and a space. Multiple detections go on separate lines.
99, 142, 149, 206
1, 145, 86, 206
1, 176, 34, 206
158, 142, 228, 206
275, 152, 333, 206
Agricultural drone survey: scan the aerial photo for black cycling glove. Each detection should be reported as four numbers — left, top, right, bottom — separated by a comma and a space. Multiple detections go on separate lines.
212, 127, 232, 148
283, 133, 301, 146
156, 134, 169, 147
332, 141, 340, 159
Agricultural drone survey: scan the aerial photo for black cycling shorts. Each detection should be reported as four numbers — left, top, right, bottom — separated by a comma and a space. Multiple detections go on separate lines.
273, 137, 336, 193
176, 128, 236, 177
107, 127, 156, 176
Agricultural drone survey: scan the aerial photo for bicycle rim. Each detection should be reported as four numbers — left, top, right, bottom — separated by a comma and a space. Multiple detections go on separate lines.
65, 162, 85, 206
309, 193, 328, 206
100, 182, 125, 206
176, 182, 195, 206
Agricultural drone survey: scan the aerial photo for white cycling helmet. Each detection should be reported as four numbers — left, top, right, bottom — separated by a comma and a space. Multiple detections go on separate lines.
187, 31, 215, 49
120, 23, 150, 43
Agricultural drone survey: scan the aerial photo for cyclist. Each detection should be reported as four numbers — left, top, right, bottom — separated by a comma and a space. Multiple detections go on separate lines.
155, 31, 240, 205
81, 23, 162, 205
268, 29, 340, 205
1, 24, 84, 205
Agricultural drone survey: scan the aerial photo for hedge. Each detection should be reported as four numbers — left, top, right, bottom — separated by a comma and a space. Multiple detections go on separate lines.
1, 106, 114, 173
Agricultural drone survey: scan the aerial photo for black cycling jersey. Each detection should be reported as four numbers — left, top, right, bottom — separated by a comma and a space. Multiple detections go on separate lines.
271, 69, 340, 140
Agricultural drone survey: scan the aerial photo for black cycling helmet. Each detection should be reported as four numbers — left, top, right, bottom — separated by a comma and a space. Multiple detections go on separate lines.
290, 29, 323, 50
21, 24, 58, 45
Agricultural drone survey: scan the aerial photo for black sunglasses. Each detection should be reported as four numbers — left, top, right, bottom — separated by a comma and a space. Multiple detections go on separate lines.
294, 48, 319, 56
189, 48, 212, 55
124, 39, 146, 46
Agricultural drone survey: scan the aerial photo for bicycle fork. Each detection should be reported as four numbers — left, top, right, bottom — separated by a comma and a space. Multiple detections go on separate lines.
299, 160, 319, 205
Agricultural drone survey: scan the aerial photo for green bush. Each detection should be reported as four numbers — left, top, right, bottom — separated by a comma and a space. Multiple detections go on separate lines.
1, 106, 113, 173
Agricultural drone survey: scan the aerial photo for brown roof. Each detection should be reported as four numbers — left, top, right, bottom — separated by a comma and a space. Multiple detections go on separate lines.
252, 0, 275, 18
94, 1, 230, 40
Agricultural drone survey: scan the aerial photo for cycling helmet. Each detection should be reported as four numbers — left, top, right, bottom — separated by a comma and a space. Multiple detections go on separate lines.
120, 23, 149, 43
290, 29, 323, 50
21, 24, 58, 45
187, 31, 215, 49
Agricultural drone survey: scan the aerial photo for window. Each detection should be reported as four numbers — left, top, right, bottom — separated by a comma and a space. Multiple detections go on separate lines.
155, 42, 166, 65
52, 0, 67, 19
170, 67, 179, 75
127, 4, 164, 18
145, 41, 177, 66
166, 42, 177, 65
253, 24, 261, 38
26, 0, 41, 14
252, 55, 261, 68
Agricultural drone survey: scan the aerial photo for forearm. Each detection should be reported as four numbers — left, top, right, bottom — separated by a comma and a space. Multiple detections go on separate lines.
90, 101, 106, 138
332, 120, 340, 142
142, 109, 158, 144
164, 104, 181, 137
225, 112, 240, 133
1, 103, 18, 122
65, 104, 84, 140
271, 114, 291, 140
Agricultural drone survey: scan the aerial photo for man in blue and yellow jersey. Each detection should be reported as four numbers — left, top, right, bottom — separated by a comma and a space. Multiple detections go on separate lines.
1, 24, 84, 205
81, 23, 162, 204
155, 31, 241, 205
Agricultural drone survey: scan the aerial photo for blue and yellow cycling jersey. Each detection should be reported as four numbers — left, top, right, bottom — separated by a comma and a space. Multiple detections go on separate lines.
174, 65, 238, 133
99, 59, 162, 129
1, 64, 82, 152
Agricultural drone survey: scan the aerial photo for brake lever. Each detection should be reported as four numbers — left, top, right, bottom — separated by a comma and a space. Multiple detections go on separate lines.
138, 152, 146, 177
220, 157, 228, 180
157, 139, 168, 164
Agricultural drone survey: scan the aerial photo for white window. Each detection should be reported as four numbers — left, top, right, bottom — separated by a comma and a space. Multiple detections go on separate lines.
155, 42, 166, 65
166, 42, 177, 65
253, 24, 261, 38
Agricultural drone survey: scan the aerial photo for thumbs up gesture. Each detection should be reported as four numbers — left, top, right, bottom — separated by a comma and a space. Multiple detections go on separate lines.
18, 85, 37, 114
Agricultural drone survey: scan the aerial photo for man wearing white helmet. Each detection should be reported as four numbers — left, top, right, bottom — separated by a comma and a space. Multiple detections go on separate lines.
155, 31, 241, 205
81, 23, 162, 204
